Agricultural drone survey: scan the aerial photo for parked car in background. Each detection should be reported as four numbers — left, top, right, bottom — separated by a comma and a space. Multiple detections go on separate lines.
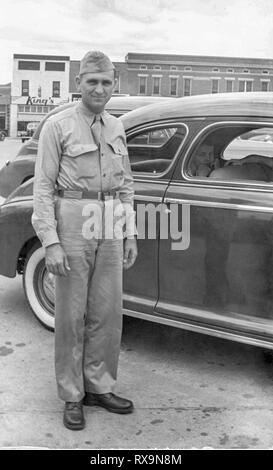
0, 95, 172, 198
1, 92, 273, 353
19, 122, 40, 143
0, 130, 7, 141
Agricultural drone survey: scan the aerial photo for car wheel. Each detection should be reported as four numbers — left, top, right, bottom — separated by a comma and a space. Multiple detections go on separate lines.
23, 243, 55, 331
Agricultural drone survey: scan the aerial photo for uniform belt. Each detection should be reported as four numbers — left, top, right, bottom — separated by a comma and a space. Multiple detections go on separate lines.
56, 189, 120, 200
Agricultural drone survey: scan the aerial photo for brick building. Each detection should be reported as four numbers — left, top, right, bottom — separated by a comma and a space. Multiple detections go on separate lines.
126, 52, 273, 97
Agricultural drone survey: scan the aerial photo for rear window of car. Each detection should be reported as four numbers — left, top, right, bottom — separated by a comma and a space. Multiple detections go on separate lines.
184, 123, 273, 184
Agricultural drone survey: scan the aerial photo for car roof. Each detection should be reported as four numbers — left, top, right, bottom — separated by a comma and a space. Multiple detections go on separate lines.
120, 92, 273, 130
32, 95, 171, 139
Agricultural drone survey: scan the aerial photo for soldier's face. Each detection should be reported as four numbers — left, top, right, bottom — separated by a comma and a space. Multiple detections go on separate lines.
76, 71, 116, 113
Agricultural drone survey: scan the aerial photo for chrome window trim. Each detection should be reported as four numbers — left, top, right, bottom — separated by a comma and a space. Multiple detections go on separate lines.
134, 195, 163, 203
122, 308, 273, 350
181, 120, 273, 190
164, 196, 273, 213
127, 120, 189, 180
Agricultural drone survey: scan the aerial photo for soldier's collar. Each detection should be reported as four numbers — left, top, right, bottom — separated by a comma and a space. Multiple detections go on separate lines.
77, 101, 107, 125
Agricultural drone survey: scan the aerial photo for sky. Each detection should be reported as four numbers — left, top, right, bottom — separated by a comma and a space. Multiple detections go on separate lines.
0, 0, 273, 83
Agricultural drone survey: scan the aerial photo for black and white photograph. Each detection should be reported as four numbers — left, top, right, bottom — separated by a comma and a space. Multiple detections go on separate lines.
1, 0, 273, 453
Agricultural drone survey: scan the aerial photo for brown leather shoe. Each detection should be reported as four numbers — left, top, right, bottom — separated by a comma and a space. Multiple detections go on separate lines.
63, 401, 85, 430
83, 392, 134, 414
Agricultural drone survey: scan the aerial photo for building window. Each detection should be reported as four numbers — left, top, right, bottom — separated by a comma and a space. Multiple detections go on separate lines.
45, 62, 65, 71
52, 81, 60, 97
211, 79, 219, 93
227, 68, 234, 73
226, 80, 233, 93
243, 69, 250, 73
152, 77, 161, 95
153, 66, 161, 70
18, 61, 40, 70
139, 76, 147, 94
38, 86, 41, 98
170, 66, 177, 71
213, 68, 220, 72
262, 70, 269, 74
183, 78, 191, 96
21, 80, 29, 96
246, 80, 252, 92
140, 65, 147, 70
184, 66, 192, 71
261, 81, 269, 92
170, 77, 178, 96
239, 80, 253, 92
17, 104, 57, 114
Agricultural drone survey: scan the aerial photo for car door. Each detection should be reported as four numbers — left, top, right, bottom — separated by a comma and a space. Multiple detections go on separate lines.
156, 118, 273, 347
123, 120, 188, 316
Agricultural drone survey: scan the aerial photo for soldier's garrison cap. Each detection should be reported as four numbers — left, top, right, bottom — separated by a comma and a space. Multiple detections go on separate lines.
79, 50, 115, 75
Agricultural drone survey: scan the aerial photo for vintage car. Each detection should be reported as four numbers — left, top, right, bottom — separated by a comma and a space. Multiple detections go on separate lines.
1, 92, 273, 353
0, 95, 171, 198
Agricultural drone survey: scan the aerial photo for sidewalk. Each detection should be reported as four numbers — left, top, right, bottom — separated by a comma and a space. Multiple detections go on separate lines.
1, 275, 273, 449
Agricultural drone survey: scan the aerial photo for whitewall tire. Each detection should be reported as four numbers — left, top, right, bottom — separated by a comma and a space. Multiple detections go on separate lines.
23, 243, 55, 331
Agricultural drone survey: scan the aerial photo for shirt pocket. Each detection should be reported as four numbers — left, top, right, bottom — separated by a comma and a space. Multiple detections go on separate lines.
108, 141, 127, 179
65, 143, 98, 179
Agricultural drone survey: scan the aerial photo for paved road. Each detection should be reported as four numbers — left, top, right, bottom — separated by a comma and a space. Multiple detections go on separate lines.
1, 274, 273, 449
1, 138, 273, 449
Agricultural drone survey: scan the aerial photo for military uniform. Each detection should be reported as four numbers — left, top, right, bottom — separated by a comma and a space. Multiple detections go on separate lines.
32, 56, 135, 407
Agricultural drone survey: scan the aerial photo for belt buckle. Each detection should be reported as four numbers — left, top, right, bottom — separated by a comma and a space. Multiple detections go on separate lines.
64, 190, 82, 199
104, 193, 113, 201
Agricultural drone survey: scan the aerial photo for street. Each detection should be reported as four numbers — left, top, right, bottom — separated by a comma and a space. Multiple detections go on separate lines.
1, 139, 273, 449
1, 274, 273, 449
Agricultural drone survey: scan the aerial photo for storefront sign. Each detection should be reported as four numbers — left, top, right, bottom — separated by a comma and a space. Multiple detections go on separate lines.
13, 96, 69, 106
26, 96, 55, 106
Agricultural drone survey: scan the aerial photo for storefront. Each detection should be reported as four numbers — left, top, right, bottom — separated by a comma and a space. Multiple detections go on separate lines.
11, 95, 69, 135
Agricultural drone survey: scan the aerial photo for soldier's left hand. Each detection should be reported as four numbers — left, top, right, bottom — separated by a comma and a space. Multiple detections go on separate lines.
123, 238, 138, 270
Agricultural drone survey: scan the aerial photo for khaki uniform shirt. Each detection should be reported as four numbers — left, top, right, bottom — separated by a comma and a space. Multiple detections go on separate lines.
32, 102, 135, 247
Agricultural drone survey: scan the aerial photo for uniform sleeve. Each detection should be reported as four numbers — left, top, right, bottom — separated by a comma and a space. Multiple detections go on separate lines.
31, 119, 61, 247
119, 123, 137, 238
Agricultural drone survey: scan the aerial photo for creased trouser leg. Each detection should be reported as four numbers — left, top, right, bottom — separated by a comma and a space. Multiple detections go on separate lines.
84, 238, 123, 394
55, 248, 92, 402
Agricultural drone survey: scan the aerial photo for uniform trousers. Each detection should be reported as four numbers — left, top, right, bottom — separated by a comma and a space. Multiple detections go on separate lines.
54, 197, 123, 402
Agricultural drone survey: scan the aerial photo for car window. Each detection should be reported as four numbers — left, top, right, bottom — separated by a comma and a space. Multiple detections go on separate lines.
128, 128, 176, 148
185, 124, 273, 184
127, 125, 186, 174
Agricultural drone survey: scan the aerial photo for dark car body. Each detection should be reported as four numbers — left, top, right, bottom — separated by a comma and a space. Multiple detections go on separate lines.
1, 91, 273, 348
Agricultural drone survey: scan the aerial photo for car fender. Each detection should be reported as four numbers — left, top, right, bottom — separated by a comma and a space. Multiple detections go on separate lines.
0, 195, 36, 278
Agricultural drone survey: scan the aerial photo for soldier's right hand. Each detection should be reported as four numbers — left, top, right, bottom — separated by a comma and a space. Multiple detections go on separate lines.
45, 243, 71, 276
